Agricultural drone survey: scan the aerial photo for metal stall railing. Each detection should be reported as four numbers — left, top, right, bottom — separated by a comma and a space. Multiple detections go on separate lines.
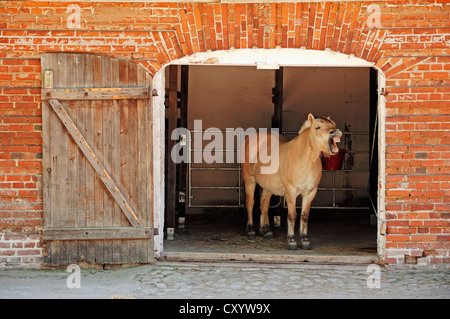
188, 129, 244, 208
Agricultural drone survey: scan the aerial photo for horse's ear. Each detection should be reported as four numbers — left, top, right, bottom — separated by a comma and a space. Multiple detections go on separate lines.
308, 113, 315, 124
327, 115, 331, 120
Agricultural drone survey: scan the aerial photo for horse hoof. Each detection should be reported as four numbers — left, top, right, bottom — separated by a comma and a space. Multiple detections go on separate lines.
260, 225, 272, 238
287, 241, 298, 250
263, 231, 274, 239
247, 231, 256, 240
301, 240, 311, 250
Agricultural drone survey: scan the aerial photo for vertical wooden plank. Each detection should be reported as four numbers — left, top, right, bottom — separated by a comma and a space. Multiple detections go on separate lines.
128, 62, 139, 263
41, 54, 50, 229
54, 53, 70, 265
166, 65, 178, 239
41, 54, 54, 265
178, 65, 189, 227
84, 54, 96, 264
272, 67, 283, 130
136, 65, 148, 263
110, 58, 121, 224
102, 55, 114, 264
272, 66, 284, 226
93, 55, 105, 264
76, 54, 87, 263
57, 52, 70, 226
137, 95, 147, 227
49, 52, 61, 266
110, 58, 123, 263
47, 54, 60, 265
66, 55, 78, 229
66, 54, 80, 264
118, 59, 130, 263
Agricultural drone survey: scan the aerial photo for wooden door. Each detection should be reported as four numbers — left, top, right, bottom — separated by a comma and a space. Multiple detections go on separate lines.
41, 53, 153, 266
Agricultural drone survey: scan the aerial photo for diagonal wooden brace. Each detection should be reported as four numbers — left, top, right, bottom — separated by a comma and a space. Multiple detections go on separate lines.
47, 99, 143, 228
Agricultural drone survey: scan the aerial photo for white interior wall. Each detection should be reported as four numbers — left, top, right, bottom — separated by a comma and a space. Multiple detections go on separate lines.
188, 66, 275, 129
283, 67, 370, 133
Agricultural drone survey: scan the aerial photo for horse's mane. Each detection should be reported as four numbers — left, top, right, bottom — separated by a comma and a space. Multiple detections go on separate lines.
298, 119, 311, 135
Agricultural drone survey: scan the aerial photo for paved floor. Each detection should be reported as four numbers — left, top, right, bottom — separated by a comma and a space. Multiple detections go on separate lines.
0, 262, 449, 299
165, 209, 378, 258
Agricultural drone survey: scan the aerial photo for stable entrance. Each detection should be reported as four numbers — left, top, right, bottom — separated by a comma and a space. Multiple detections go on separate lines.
158, 50, 384, 264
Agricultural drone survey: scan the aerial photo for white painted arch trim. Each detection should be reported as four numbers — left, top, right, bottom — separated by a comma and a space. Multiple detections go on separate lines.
152, 48, 386, 261
172, 48, 374, 68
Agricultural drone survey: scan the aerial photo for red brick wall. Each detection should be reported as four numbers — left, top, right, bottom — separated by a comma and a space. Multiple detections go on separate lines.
0, 1, 449, 268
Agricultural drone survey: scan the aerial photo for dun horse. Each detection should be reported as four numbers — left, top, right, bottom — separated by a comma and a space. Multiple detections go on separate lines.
241, 114, 342, 250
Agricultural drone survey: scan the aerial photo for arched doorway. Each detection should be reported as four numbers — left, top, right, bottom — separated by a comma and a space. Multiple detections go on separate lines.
152, 48, 386, 264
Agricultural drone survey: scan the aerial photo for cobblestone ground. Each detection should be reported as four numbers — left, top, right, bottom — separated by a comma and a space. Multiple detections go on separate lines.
133, 262, 450, 299
0, 262, 449, 299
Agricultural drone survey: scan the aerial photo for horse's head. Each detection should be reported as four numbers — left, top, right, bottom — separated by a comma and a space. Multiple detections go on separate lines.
306, 113, 342, 157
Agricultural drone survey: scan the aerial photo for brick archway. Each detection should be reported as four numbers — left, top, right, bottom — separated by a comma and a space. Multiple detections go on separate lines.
139, 2, 387, 75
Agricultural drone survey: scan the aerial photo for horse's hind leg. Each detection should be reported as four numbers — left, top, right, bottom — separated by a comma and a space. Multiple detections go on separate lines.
244, 178, 257, 239
259, 188, 273, 238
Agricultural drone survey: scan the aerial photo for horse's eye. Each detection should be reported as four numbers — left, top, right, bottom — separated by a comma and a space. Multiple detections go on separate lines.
315, 126, 320, 130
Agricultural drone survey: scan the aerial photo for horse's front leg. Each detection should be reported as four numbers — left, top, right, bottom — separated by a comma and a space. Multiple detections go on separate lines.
244, 179, 257, 239
285, 190, 298, 250
259, 188, 273, 238
300, 188, 317, 250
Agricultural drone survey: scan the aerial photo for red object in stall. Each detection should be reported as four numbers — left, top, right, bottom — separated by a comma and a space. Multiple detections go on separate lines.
322, 149, 347, 170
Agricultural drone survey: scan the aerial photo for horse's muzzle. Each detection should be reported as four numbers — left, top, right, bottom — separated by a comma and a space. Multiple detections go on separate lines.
329, 130, 342, 154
